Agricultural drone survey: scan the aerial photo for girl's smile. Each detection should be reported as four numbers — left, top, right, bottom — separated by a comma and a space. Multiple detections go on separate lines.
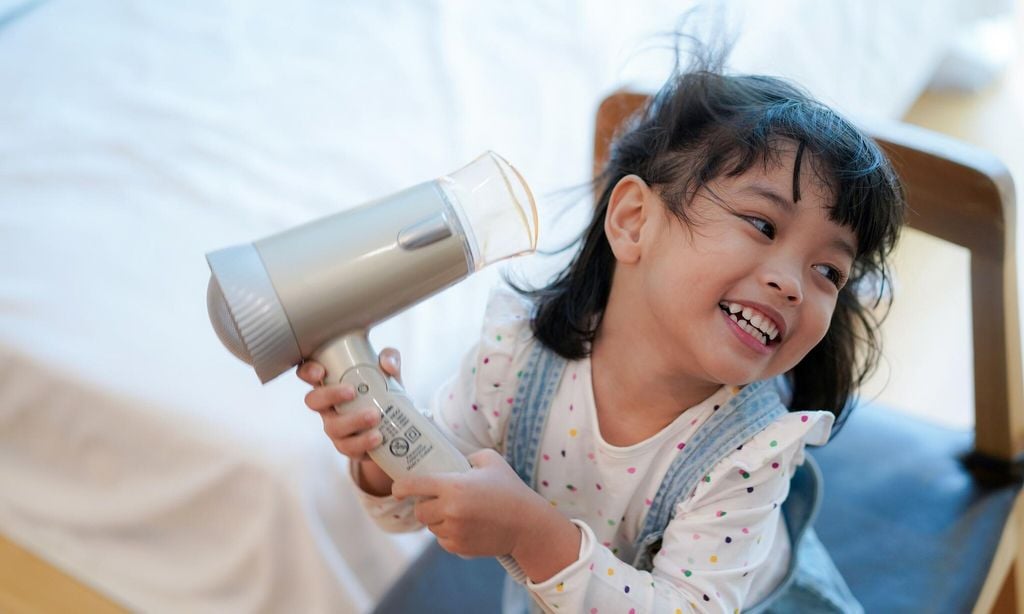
719, 300, 785, 355
599, 140, 858, 399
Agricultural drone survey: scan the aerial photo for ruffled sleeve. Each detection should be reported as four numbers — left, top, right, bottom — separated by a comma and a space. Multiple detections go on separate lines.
650, 410, 835, 608
683, 410, 834, 511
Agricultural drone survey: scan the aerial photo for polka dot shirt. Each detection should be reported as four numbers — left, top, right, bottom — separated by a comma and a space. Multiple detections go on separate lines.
353, 287, 834, 613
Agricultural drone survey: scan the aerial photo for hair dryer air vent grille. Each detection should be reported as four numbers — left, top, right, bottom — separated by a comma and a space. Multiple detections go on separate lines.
206, 244, 301, 383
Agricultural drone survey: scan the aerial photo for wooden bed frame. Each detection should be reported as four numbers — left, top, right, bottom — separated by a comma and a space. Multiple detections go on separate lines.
0, 532, 124, 612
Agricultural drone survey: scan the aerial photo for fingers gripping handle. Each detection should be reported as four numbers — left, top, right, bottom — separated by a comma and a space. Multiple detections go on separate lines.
312, 333, 470, 477
312, 333, 526, 582
342, 365, 472, 476
336, 363, 525, 581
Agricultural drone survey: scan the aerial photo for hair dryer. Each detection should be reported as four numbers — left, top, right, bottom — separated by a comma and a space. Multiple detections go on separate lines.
205, 152, 538, 482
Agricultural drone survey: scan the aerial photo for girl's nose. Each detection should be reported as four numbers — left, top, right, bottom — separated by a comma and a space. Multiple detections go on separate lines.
759, 254, 803, 303
766, 277, 802, 304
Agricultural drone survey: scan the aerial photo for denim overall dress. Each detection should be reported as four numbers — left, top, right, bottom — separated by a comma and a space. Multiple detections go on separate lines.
500, 342, 862, 613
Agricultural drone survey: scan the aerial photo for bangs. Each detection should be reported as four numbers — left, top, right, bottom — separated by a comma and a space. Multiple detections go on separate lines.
641, 78, 904, 266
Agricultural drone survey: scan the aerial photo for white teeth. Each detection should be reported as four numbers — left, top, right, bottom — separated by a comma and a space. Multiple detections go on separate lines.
721, 301, 781, 342
740, 321, 767, 345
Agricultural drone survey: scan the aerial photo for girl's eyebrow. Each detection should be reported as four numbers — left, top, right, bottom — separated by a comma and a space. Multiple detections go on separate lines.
744, 185, 857, 260
743, 185, 795, 214
830, 236, 857, 262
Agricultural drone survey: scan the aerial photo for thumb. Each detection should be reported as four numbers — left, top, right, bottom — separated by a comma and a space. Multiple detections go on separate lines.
378, 348, 403, 384
468, 448, 503, 468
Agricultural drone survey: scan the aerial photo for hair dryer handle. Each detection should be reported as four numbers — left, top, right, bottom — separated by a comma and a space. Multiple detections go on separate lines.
313, 333, 528, 584
313, 333, 471, 478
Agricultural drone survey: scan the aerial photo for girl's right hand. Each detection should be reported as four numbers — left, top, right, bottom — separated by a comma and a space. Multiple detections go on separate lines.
297, 350, 402, 496
299, 360, 382, 460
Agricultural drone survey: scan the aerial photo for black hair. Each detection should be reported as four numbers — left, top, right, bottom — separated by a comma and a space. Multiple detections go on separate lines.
513, 46, 906, 430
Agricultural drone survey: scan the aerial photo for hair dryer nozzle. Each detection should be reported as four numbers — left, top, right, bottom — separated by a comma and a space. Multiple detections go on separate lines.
206, 244, 301, 383
442, 151, 539, 271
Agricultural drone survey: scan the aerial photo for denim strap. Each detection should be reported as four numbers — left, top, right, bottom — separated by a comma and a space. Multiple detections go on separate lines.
499, 343, 857, 612
502, 342, 568, 487
632, 379, 787, 569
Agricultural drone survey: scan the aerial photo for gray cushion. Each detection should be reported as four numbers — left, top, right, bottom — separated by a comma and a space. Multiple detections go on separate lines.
373, 542, 504, 613
814, 404, 1019, 614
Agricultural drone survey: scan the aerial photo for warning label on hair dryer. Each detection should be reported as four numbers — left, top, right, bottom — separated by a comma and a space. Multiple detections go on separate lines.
379, 402, 433, 472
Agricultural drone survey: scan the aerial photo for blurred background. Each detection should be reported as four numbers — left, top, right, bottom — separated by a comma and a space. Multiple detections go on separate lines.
0, 1, 1020, 611
859, 1, 1023, 429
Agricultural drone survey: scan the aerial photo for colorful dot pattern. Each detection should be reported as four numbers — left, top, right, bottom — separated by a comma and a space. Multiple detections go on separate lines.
382, 288, 835, 613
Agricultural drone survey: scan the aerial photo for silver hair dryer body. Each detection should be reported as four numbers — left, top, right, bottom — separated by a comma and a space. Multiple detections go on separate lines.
206, 152, 538, 483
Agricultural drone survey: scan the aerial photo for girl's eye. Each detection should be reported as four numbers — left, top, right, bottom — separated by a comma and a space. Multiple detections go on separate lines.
744, 216, 775, 239
813, 263, 847, 289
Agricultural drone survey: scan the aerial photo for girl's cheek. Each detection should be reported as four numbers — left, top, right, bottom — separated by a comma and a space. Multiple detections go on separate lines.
807, 306, 834, 345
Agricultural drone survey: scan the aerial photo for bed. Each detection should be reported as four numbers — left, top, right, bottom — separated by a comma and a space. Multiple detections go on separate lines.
0, 1, 987, 611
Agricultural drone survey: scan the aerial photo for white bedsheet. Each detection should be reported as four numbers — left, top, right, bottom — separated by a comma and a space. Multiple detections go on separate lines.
0, 1, 968, 611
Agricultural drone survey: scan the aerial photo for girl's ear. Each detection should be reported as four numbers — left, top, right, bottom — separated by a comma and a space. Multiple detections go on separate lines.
605, 175, 654, 264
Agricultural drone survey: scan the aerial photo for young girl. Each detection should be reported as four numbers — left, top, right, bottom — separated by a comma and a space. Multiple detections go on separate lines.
298, 54, 904, 612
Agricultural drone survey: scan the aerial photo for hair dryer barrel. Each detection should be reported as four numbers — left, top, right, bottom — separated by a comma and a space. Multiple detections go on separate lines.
259, 180, 470, 356
206, 151, 538, 383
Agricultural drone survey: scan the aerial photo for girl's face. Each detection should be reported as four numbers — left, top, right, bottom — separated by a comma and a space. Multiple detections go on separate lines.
630, 145, 857, 387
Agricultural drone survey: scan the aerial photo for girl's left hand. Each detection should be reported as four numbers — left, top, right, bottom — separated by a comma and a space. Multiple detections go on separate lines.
392, 449, 543, 558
